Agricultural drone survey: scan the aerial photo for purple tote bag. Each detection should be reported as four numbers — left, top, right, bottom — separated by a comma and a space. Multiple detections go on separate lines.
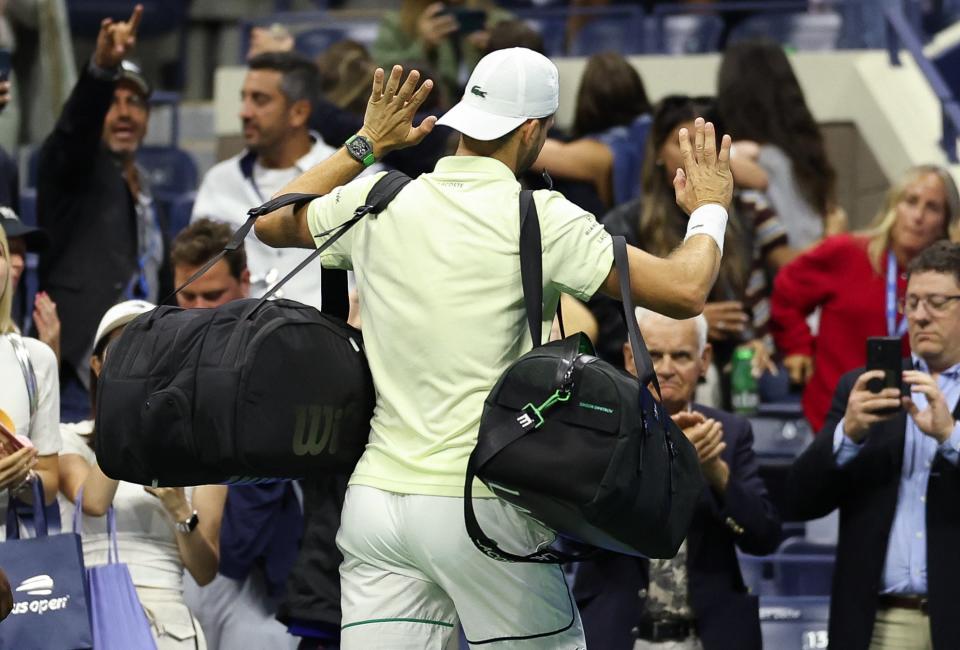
74, 489, 158, 650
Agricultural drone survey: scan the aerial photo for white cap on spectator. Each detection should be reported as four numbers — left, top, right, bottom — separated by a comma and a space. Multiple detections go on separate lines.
437, 47, 559, 141
94, 300, 155, 353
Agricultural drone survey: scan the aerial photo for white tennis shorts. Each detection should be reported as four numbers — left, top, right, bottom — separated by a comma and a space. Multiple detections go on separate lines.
336, 485, 586, 649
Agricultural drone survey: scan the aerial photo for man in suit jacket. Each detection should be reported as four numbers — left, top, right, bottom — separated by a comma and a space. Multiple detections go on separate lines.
786, 240, 960, 650
575, 308, 781, 650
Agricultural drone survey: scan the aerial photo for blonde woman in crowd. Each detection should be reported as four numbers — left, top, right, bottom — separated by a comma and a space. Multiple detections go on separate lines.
772, 165, 960, 431
0, 227, 59, 524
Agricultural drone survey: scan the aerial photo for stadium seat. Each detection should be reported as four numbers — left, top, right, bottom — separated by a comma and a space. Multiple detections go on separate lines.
787, 12, 844, 51
137, 146, 198, 199
604, 114, 651, 207
774, 538, 835, 596
164, 191, 196, 241
738, 552, 777, 596
645, 14, 725, 54
25, 146, 40, 191
759, 595, 830, 650
296, 19, 379, 56
295, 27, 350, 59
748, 402, 814, 459
242, 14, 379, 62
518, 13, 567, 57
66, 1, 188, 38
728, 11, 843, 52
569, 13, 644, 56
19, 188, 36, 228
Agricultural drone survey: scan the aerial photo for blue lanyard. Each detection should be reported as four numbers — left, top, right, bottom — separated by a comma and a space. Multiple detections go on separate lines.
887, 252, 907, 338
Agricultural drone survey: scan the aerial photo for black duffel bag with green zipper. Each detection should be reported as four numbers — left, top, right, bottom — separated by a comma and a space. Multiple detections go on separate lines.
465, 219, 705, 562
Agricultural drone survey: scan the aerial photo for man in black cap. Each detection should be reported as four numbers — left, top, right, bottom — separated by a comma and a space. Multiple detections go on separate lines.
0, 206, 59, 360
36, 4, 170, 421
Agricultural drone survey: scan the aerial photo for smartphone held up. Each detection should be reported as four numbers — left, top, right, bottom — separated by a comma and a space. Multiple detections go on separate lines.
865, 336, 904, 415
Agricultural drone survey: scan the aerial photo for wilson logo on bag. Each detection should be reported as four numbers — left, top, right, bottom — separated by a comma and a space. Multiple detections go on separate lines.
292, 404, 350, 456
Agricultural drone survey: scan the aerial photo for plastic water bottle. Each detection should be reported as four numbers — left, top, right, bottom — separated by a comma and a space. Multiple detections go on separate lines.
731, 347, 759, 415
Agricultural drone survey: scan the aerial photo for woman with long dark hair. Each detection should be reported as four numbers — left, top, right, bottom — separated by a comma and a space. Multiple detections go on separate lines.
533, 52, 651, 210
718, 39, 845, 250
592, 95, 795, 406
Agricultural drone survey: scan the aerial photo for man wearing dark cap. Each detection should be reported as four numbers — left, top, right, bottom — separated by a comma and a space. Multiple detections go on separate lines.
0, 206, 59, 360
35, 5, 169, 421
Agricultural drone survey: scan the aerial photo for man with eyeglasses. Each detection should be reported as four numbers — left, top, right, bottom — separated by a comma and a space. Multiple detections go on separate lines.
787, 240, 960, 650
36, 5, 169, 421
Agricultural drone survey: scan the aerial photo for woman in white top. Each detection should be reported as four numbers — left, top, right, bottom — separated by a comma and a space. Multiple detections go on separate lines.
0, 227, 59, 520
58, 301, 227, 649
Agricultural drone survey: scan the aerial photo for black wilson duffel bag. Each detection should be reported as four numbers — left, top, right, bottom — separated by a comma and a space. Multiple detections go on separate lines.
465, 234, 705, 561
95, 172, 412, 486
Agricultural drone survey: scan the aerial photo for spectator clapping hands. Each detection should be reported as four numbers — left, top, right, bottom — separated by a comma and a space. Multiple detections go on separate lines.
33, 291, 60, 364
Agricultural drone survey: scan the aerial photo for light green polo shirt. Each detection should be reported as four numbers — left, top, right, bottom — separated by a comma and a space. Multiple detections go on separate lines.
307, 156, 614, 497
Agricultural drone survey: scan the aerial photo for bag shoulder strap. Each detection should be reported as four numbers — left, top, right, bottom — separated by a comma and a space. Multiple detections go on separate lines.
245, 170, 413, 315
464, 236, 671, 563
519, 189, 542, 347
5, 333, 38, 419
462, 190, 590, 565
162, 192, 322, 305
518, 190, 565, 347
161, 170, 412, 316
613, 236, 668, 426
361, 170, 415, 215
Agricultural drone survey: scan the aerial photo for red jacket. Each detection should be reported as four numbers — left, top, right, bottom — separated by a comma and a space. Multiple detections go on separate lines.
770, 234, 909, 431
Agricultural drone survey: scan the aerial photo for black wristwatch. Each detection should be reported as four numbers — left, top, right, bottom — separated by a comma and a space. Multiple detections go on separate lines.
176, 510, 199, 534
344, 134, 376, 167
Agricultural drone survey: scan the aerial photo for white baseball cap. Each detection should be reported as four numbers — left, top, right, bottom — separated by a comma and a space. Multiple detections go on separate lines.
93, 300, 155, 354
437, 47, 559, 141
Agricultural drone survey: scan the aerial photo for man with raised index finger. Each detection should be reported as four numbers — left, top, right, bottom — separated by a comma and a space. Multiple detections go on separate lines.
36, 3, 170, 421
254, 48, 734, 649
787, 240, 960, 650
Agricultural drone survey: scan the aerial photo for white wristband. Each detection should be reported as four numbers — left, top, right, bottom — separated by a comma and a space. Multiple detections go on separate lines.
684, 204, 728, 255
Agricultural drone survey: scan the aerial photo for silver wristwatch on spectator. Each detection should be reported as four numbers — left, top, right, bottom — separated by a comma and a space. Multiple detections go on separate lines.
176, 510, 199, 534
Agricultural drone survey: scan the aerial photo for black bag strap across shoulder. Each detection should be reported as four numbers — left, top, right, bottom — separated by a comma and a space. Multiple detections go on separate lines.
463, 235, 671, 563
160, 170, 412, 317
614, 237, 670, 426
242, 170, 412, 318
462, 194, 597, 565
518, 189, 542, 347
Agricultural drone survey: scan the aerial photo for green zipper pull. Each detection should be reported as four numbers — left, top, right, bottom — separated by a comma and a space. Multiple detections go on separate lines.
519, 389, 572, 430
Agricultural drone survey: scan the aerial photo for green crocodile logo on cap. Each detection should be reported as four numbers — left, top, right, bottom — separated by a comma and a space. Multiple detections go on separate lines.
470, 85, 487, 98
